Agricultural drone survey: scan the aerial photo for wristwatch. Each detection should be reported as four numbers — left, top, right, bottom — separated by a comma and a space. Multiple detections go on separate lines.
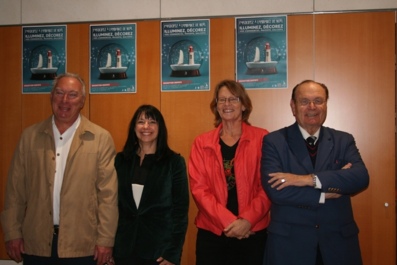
311, 174, 317, 188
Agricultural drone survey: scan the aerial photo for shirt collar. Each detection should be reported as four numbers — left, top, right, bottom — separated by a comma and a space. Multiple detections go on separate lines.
298, 125, 320, 143
52, 115, 81, 135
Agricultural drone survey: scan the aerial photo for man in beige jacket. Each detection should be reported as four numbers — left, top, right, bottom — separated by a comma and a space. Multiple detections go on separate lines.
1, 73, 118, 265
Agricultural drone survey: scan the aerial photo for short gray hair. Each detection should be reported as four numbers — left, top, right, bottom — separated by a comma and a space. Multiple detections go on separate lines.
51, 72, 86, 97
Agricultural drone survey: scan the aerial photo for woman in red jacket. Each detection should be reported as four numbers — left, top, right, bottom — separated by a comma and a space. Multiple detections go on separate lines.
188, 79, 271, 265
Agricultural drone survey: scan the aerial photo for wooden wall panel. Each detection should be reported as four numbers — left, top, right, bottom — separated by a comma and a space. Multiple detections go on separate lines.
314, 12, 396, 265
21, 94, 52, 128
0, 26, 22, 259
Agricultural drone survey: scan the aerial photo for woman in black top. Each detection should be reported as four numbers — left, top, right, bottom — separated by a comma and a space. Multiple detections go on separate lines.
113, 105, 189, 265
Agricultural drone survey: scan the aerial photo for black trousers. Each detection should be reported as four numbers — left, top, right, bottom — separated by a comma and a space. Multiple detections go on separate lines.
196, 228, 267, 265
23, 229, 96, 265
114, 256, 159, 265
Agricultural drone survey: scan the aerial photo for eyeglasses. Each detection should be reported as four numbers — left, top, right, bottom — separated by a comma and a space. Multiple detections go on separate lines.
216, 97, 240, 104
298, 98, 325, 106
53, 89, 81, 100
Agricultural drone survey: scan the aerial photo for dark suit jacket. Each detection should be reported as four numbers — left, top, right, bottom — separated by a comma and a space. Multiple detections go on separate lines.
261, 122, 369, 265
113, 152, 189, 265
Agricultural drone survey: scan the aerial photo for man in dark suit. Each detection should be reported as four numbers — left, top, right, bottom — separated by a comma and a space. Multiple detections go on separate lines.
261, 80, 369, 265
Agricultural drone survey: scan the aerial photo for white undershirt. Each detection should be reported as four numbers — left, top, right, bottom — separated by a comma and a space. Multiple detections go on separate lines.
52, 115, 81, 225
132, 184, 144, 208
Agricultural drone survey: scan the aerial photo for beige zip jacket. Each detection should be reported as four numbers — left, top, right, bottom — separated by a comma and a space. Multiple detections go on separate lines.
1, 115, 118, 258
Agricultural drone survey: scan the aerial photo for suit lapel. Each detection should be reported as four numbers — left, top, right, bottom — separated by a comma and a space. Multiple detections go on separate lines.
315, 127, 334, 170
287, 124, 313, 172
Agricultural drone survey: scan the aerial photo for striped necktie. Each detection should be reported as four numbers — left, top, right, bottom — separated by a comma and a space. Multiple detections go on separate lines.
306, 136, 317, 166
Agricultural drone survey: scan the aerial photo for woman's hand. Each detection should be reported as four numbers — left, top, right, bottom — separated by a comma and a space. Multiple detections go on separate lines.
223, 218, 252, 239
156, 257, 175, 265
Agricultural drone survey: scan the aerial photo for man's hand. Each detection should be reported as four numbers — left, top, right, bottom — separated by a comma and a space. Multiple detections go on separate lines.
94, 245, 113, 265
5, 238, 24, 263
342, 163, 352, 169
268, 173, 312, 190
325, 193, 342, 199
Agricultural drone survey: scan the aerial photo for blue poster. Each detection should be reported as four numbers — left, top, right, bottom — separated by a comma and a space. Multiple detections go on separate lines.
161, 19, 210, 92
236, 16, 287, 89
90, 23, 136, 93
22, 25, 66, 93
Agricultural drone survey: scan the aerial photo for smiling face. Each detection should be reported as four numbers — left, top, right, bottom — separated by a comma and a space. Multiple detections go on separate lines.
50, 76, 85, 131
290, 81, 328, 135
134, 112, 159, 147
216, 86, 246, 124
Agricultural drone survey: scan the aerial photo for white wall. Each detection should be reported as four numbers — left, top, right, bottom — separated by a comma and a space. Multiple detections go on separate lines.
0, 0, 396, 25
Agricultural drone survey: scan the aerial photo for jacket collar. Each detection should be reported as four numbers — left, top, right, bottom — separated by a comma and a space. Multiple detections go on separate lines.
206, 122, 251, 148
39, 115, 97, 161
39, 115, 95, 137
